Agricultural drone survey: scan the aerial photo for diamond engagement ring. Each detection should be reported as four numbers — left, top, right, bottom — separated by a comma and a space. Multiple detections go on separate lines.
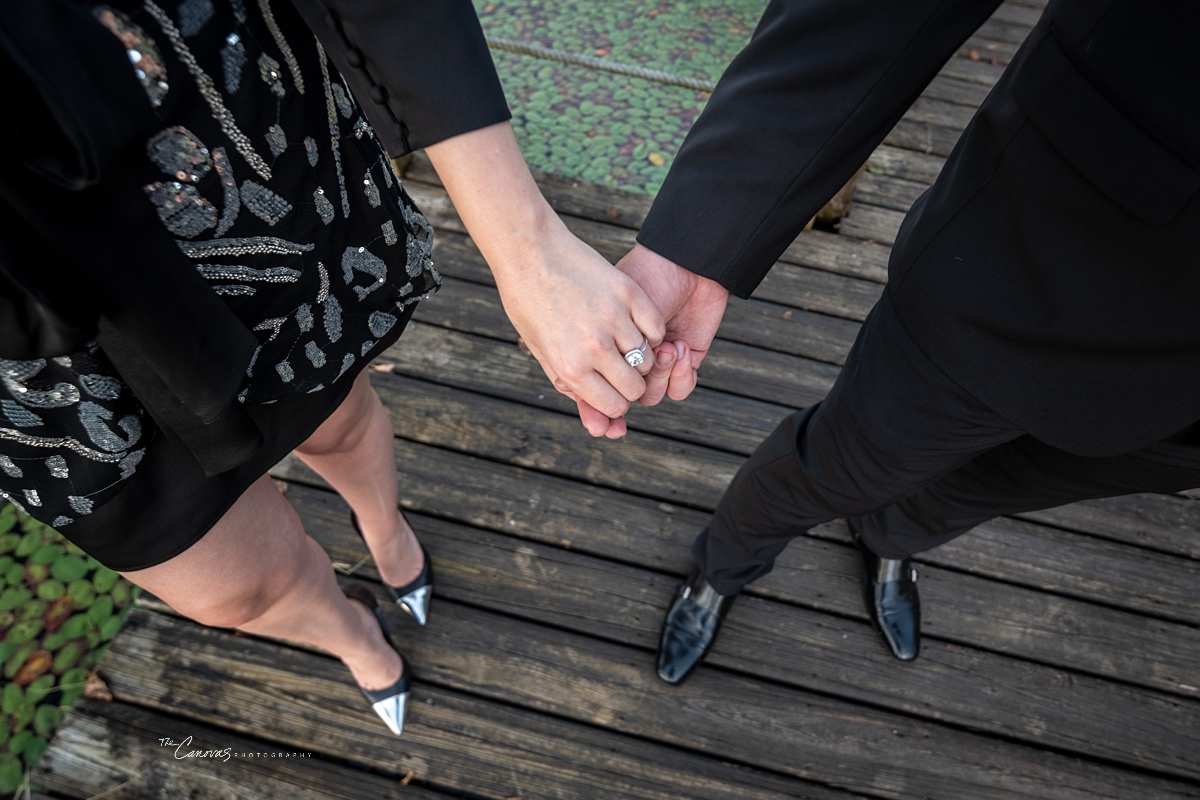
624, 339, 649, 368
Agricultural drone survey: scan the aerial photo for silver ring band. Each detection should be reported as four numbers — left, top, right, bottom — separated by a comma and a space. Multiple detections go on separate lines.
623, 339, 649, 368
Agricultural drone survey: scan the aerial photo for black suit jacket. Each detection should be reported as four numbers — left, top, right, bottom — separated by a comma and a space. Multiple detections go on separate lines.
638, 0, 1200, 457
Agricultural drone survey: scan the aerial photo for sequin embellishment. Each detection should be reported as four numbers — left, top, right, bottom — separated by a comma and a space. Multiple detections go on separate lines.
146, 126, 211, 183
331, 83, 353, 119
363, 171, 380, 208
352, 117, 371, 140
0, 456, 22, 478
314, 187, 335, 225
2, 400, 43, 428
257, 0, 304, 94
295, 304, 313, 332
46, 456, 69, 479
177, 237, 314, 258
367, 311, 397, 338
324, 295, 342, 343
177, 0, 214, 36
144, 181, 218, 238
266, 124, 288, 158
254, 317, 287, 341
212, 146, 240, 236
240, 180, 292, 226
80, 374, 121, 400
258, 53, 286, 98
196, 264, 300, 283
341, 246, 386, 300
304, 341, 326, 367
304, 136, 319, 167
317, 42, 350, 218
382, 220, 398, 246
221, 32, 247, 94
68, 496, 94, 515
144, 0, 271, 181
94, 7, 170, 107
275, 360, 294, 382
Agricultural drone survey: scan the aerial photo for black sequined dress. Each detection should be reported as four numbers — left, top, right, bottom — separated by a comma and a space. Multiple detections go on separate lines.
0, 0, 443, 569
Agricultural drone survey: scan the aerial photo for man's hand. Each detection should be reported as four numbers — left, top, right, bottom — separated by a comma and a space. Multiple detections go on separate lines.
616, 243, 728, 406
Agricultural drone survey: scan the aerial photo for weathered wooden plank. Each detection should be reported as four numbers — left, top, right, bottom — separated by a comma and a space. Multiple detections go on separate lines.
1017, 494, 1200, 560
867, 145, 946, 186
853, 173, 928, 214
380, 322, 793, 453
98, 607, 867, 800
388, 321, 1200, 565
778, 229, 890, 283
107, 602, 1200, 800
939, 55, 1011, 87
883, 116, 967, 157
370, 370, 739, 509
272, 443, 1200, 700
420, 273, 857, 370
360, 366, 1200, 629
922, 74, 995, 108
751, 260, 883, 321
406, 151, 652, 232
807, 515, 1200, 627
837, 203, 906, 245
407, 177, 894, 286
285, 488, 1200, 782
430, 225, 879, 327
990, 1, 1045, 28
36, 700, 448, 800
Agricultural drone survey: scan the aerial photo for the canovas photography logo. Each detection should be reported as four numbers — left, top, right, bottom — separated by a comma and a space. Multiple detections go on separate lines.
157, 737, 313, 761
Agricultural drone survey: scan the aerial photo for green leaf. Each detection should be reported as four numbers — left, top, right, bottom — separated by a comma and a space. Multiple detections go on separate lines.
36, 579, 64, 601
100, 615, 125, 642
30, 544, 63, 565
60, 613, 91, 640
67, 579, 95, 608
34, 706, 63, 736
91, 567, 119, 594
50, 555, 88, 583
4, 642, 38, 679
3, 563, 22, 586
22, 735, 47, 769
0, 533, 19, 555
52, 642, 81, 673
2, 682, 23, 714
6, 618, 42, 646
0, 757, 22, 793
14, 531, 41, 558
8, 731, 31, 756
87, 595, 114, 626
0, 586, 32, 612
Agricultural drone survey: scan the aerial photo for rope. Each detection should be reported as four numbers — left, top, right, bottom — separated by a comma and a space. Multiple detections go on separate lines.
485, 37, 717, 93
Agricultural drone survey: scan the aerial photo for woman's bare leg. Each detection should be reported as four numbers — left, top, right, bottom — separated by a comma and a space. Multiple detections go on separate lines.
120, 474, 401, 691
293, 369, 423, 588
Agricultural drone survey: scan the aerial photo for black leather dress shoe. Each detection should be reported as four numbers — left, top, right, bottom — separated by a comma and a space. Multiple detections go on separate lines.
656, 566, 736, 685
852, 530, 920, 661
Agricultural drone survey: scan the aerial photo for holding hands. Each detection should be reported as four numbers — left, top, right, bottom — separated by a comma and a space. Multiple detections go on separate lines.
426, 122, 728, 438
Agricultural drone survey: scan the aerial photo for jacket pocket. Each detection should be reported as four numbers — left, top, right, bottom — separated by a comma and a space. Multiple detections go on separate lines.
1012, 31, 1199, 227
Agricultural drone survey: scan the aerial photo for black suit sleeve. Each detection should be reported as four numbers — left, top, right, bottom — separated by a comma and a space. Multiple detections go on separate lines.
291, 0, 512, 156
637, 0, 1003, 298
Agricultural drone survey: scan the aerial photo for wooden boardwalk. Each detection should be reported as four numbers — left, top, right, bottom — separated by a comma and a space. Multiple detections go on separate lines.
33, 2, 1200, 797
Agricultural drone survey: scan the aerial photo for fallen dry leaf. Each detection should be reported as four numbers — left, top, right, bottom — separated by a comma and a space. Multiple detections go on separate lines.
369, 362, 395, 373
84, 671, 113, 702
401, 770, 415, 786
647, 152, 667, 167
968, 49, 980, 61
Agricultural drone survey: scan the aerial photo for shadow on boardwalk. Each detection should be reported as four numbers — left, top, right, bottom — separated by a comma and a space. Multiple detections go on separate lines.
32, 1, 1200, 797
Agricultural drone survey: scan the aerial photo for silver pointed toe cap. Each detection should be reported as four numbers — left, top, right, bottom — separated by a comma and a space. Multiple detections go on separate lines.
398, 584, 432, 626
371, 690, 410, 736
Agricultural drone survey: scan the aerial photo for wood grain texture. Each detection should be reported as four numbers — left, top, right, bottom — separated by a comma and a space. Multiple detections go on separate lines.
281, 484, 1200, 782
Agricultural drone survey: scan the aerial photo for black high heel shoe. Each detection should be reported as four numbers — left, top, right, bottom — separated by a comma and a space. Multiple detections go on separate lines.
344, 583, 411, 736
350, 510, 434, 626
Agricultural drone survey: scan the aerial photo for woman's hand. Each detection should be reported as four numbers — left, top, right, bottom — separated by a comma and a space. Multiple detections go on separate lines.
425, 123, 664, 437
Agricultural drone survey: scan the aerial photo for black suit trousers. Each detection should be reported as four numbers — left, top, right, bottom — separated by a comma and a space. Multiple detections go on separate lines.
696, 293, 1200, 595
